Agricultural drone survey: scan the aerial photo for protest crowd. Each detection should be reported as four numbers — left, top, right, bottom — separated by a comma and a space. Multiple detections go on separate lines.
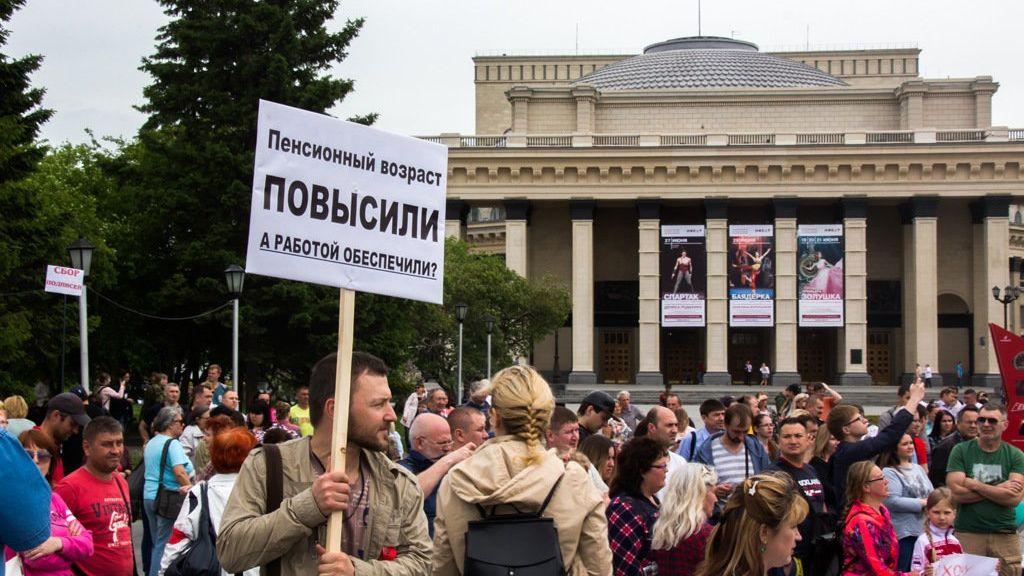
1, 357, 1022, 576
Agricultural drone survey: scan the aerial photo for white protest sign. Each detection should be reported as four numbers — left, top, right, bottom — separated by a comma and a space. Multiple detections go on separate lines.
245, 100, 447, 304
932, 553, 999, 576
44, 265, 84, 296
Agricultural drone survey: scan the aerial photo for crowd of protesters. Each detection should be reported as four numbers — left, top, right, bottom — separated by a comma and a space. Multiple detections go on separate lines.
1, 359, 1022, 576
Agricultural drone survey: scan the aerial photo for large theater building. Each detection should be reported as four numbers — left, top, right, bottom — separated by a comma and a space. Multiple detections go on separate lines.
427, 36, 1024, 388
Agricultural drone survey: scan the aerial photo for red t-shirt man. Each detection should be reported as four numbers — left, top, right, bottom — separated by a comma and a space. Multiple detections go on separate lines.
55, 467, 134, 576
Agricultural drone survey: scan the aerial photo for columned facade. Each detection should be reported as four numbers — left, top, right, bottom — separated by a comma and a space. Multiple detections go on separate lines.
504, 200, 530, 277
703, 199, 731, 385
902, 197, 941, 385
773, 198, 800, 386
636, 200, 663, 385
972, 195, 1011, 386
837, 197, 871, 385
568, 200, 597, 384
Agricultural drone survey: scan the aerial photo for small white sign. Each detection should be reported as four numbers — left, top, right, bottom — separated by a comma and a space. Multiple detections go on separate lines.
932, 553, 998, 576
44, 265, 84, 296
245, 100, 447, 304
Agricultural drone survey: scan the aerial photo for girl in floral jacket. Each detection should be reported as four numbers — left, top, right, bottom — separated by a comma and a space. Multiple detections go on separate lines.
841, 461, 920, 576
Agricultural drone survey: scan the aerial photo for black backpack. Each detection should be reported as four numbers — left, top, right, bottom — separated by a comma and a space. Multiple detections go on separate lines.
464, 473, 565, 576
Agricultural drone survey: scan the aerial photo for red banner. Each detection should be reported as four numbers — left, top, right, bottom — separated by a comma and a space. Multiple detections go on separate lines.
988, 323, 1024, 450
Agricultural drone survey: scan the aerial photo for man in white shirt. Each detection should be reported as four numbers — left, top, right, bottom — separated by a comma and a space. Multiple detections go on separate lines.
937, 387, 965, 418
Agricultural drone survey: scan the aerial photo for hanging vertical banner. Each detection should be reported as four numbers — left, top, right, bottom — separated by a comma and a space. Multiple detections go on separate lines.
661, 225, 706, 327
729, 225, 774, 326
798, 224, 845, 327
989, 323, 1024, 451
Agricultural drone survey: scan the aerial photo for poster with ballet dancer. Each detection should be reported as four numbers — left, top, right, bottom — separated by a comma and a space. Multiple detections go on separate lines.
798, 224, 844, 327
660, 225, 706, 327
729, 225, 774, 327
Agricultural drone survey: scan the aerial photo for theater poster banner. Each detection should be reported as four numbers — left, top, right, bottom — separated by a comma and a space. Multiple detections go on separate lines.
660, 225, 706, 327
989, 323, 1024, 451
797, 224, 844, 327
729, 225, 774, 327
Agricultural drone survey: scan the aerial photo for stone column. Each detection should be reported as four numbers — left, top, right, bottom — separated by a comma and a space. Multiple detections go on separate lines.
445, 199, 468, 240
897, 81, 927, 130
569, 200, 597, 384
902, 196, 942, 385
773, 198, 800, 386
971, 196, 1011, 387
704, 199, 731, 385
837, 197, 872, 385
504, 200, 530, 278
636, 200, 663, 385
1011, 256, 1023, 335
971, 77, 997, 128
507, 86, 532, 135
572, 85, 598, 134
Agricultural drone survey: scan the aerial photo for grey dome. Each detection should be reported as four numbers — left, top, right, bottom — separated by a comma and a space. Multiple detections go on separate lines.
575, 36, 847, 90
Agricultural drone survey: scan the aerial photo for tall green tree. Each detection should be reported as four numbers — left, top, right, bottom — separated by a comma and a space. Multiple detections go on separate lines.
102, 0, 377, 389
0, 0, 56, 392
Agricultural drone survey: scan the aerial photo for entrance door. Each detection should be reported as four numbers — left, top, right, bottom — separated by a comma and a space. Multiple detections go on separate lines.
600, 330, 633, 384
729, 330, 768, 384
798, 330, 829, 383
663, 330, 700, 385
867, 330, 893, 385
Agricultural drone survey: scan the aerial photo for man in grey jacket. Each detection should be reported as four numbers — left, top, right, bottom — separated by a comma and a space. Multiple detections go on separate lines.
217, 352, 432, 576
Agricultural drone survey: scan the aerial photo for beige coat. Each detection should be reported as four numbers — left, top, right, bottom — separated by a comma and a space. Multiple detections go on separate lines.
216, 436, 432, 576
432, 435, 613, 575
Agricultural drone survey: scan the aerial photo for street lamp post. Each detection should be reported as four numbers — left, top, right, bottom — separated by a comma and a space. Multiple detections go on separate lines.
455, 302, 468, 405
68, 238, 95, 393
224, 265, 245, 400
484, 314, 495, 378
992, 285, 1021, 329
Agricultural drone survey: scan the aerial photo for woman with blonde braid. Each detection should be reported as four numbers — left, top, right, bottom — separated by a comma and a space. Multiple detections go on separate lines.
696, 472, 808, 576
432, 365, 613, 575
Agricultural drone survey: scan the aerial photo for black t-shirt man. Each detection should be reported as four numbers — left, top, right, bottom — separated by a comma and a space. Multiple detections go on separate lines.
769, 458, 826, 560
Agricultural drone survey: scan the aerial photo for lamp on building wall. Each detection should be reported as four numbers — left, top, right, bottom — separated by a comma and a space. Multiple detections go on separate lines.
224, 264, 245, 401
68, 238, 95, 392
455, 302, 468, 405
993, 285, 1021, 328
484, 314, 495, 378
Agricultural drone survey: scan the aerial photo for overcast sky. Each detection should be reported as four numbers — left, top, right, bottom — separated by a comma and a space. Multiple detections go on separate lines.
9, 0, 1024, 145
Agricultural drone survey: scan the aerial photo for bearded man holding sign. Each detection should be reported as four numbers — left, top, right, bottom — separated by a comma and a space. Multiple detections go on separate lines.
217, 352, 431, 575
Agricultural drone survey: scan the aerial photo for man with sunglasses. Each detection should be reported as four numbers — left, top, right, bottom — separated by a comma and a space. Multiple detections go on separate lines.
946, 404, 1024, 576
826, 378, 925, 510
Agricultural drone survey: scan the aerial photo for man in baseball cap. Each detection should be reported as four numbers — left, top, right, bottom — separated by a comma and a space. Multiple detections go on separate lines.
37, 392, 91, 483
576, 390, 616, 442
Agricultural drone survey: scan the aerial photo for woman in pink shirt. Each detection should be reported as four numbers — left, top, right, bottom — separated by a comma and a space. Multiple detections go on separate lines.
4, 429, 93, 576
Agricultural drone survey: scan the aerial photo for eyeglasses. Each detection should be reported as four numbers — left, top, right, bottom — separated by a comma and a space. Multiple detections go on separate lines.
846, 415, 867, 426
24, 449, 52, 462
866, 476, 886, 484
977, 417, 1004, 426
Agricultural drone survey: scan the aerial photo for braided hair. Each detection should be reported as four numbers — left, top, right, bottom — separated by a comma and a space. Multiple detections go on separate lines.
489, 364, 554, 468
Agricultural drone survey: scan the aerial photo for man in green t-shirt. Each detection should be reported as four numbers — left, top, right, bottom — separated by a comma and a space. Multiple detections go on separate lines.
947, 403, 1024, 576
289, 385, 314, 437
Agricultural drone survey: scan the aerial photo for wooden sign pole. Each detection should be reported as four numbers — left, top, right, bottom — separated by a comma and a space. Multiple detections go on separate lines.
325, 288, 357, 552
